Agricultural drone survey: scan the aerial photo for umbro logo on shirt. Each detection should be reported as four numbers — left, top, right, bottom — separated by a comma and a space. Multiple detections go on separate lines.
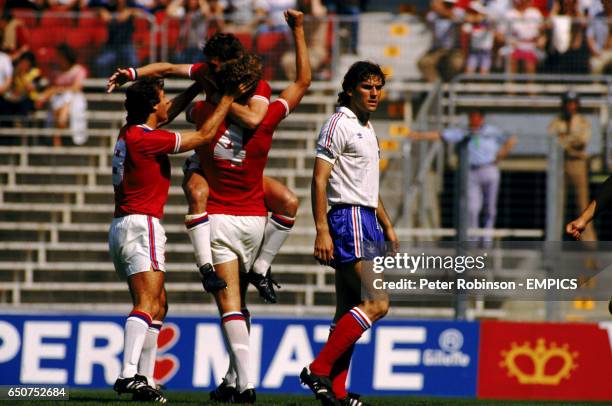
356, 133, 363, 139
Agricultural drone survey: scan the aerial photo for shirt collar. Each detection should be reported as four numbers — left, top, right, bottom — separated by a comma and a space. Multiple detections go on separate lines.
336, 106, 357, 119
138, 124, 154, 131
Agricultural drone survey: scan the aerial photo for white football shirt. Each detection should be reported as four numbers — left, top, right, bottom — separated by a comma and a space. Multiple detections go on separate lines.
316, 106, 380, 209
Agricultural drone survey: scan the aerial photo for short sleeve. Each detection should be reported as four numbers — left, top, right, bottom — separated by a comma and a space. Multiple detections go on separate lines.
316, 115, 347, 164
251, 80, 271, 105
489, 126, 508, 144
140, 129, 181, 155
189, 63, 209, 84
441, 128, 466, 144
260, 99, 289, 130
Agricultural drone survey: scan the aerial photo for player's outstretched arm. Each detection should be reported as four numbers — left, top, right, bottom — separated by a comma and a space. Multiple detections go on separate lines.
311, 158, 334, 264
107, 63, 194, 93
176, 79, 257, 152
159, 82, 204, 128
278, 9, 311, 111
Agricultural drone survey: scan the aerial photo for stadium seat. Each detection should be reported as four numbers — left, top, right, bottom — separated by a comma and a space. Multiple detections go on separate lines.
11, 8, 38, 27
234, 32, 253, 52
134, 17, 153, 63
30, 29, 60, 50
34, 47, 57, 77
255, 32, 289, 81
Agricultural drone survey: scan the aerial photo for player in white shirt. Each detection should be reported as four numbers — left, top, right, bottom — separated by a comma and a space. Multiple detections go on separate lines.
301, 61, 398, 406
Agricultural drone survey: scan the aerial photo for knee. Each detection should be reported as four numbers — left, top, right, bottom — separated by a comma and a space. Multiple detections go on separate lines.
282, 191, 299, 217
365, 300, 389, 322
183, 176, 209, 211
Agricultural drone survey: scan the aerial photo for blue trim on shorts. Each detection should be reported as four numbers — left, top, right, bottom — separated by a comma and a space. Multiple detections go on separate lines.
327, 204, 385, 268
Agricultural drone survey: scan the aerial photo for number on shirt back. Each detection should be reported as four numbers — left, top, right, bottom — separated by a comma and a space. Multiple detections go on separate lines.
214, 124, 246, 167
112, 139, 127, 186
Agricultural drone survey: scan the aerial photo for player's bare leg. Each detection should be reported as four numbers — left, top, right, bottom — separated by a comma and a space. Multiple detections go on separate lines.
213, 260, 256, 403
247, 177, 299, 303
182, 168, 227, 293
115, 269, 167, 402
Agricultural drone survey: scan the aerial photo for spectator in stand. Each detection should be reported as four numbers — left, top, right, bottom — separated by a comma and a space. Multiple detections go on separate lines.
208, 0, 255, 32
94, 0, 140, 77
418, 0, 465, 82
462, 1, 495, 74
168, 0, 211, 63
282, 0, 328, 79
322, 0, 361, 54
549, 92, 597, 241
255, 0, 297, 33
0, 10, 29, 61
545, 0, 590, 73
3, 0, 45, 10
0, 48, 11, 98
0, 51, 46, 119
48, 0, 80, 11
36, 44, 87, 146
587, 0, 612, 74
500, 0, 544, 75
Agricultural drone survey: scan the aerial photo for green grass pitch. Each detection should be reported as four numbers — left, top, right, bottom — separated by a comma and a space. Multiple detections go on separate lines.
18, 390, 611, 405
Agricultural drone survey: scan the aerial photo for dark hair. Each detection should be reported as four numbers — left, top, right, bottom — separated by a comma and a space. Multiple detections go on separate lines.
217, 53, 262, 103
203, 33, 245, 61
56, 44, 77, 66
337, 61, 386, 106
125, 77, 164, 125
17, 51, 36, 67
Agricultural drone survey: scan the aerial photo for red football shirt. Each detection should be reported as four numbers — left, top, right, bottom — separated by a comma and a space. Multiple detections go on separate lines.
189, 63, 272, 106
112, 124, 181, 219
190, 99, 290, 216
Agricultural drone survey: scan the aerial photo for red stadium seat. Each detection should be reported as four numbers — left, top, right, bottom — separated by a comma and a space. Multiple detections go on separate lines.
134, 18, 153, 64
35, 47, 57, 77
39, 13, 69, 29
255, 31, 287, 55
255, 32, 289, 81
30, 28, 60, 49
12, 9, 38, 27
234, 32, 253, 52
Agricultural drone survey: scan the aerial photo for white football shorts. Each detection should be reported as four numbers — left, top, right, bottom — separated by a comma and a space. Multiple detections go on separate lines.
109, 214, 167, 279
210, 214, 266, 271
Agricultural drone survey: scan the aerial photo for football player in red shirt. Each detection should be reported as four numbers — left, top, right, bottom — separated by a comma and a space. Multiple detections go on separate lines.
185, 10, 310, 402
109, 74, 254, 402
107, 34, 297, 303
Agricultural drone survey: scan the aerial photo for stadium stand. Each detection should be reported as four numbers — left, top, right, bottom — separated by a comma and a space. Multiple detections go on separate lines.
1, 7, 611, 322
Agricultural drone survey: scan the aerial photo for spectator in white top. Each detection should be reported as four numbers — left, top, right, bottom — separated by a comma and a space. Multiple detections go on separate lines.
545, 0, 590, 73
0, 49, 12, 102
255, 0, 297, 33
209, 0, 256, 32
587, 0, 612, 74
463, 1, 495, 74
501, 0, 544, 75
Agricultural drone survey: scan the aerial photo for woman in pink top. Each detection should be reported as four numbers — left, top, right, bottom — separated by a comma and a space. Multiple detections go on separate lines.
37, 44, 87, 146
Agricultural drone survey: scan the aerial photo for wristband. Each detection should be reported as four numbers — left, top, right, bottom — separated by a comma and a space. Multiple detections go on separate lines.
128, 67, 138, 81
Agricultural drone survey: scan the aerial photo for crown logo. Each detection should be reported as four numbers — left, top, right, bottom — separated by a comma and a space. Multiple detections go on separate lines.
499, 338, 579, 385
